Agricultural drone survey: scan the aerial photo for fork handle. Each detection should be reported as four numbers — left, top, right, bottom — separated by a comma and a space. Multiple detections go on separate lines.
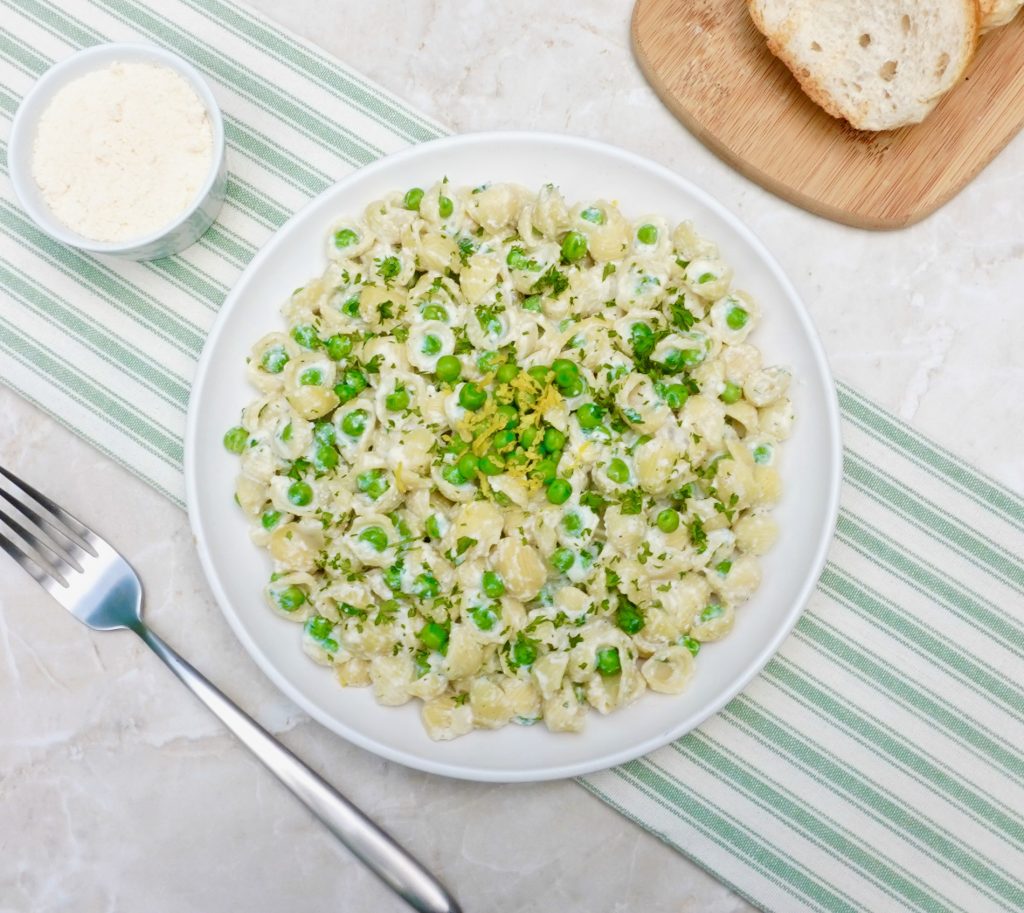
131, 622, 461, 913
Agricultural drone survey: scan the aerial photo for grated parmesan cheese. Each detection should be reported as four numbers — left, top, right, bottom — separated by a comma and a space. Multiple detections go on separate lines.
31, 61, 213, 243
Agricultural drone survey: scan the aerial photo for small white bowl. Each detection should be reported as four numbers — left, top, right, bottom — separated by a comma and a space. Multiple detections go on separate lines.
8, 42, 227, 261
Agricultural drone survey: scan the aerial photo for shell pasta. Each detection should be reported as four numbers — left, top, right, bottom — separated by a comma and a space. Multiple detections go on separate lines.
226, 181, 793, 740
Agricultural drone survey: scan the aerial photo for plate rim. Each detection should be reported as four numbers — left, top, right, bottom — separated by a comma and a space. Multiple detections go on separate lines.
184, 130, 843, 782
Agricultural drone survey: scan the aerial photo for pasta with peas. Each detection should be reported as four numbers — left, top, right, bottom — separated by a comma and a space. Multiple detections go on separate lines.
225, 180, 793, 740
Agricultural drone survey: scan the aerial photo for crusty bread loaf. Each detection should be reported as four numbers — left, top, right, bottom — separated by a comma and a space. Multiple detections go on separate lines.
748, 0, 979, 131
980, 0, 1024, 31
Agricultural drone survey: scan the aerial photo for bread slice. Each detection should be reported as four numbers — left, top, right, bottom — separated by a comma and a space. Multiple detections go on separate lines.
980, 0, 1023, 31
748, 0, 979, 131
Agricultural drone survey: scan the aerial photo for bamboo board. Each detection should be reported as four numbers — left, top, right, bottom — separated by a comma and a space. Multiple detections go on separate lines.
632, 0, 1024, 229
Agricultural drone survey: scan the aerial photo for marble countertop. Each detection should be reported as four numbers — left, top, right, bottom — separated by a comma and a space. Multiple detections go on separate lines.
2, 2, 1021, 911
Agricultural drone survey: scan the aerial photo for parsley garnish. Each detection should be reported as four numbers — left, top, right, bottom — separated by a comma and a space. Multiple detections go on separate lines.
689, 516, 708, 553
531, 264, 569, 297
376, 256, 401, 281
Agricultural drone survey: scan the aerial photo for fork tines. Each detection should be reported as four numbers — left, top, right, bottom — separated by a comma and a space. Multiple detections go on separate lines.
0, 465, 97, 588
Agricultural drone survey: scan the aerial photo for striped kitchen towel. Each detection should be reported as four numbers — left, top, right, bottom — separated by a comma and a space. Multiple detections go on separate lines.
1, 3, 1021, 912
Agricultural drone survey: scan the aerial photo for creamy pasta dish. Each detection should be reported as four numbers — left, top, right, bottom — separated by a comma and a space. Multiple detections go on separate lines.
225, 181, 793, 740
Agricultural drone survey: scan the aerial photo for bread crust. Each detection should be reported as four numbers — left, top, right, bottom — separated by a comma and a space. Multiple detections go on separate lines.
979, 0, 1024, 31
748, 0, 980, 131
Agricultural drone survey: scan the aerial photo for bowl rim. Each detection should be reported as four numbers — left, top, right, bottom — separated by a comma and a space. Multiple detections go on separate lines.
184, 130, 843, 781
8, 41, 226, 255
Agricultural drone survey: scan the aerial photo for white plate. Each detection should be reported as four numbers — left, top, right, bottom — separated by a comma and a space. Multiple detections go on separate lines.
185, 132, 842, 782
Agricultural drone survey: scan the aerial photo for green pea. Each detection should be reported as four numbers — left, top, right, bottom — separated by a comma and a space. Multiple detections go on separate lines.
507, 247, 538, 271
299, 367, 323, 386
495, 363, 520, 385
715, 560, 732, 575
699, 603, 724, 623
606, 458, 629, 484
580, 206, 604, 224
481, 571, 505, 598
358, 526, 388, 551
447, 435, 469, 455
223, 426, 248, 453
681, 635, 701, 656
274, 585, 306, 612
547, 479, 572, 505
413, 573, 440, 600
527, 365, 551, 384
386, 387, 410, 411
487, 432, 512, 454
518, 425, 538, 449
435, 355, 461, 383
349, 369, 369, 392
457, 452, 479, 480
561, 230, 588, 263
552, 357, 578, 377
553, 359, 581, 392
576, 402, 604, 430
341, 409, 368, 437
291, 325, 319, 350
470, 604, 498, 631
403, 187, 424, 210
340, 295, 361, 318
333, 228, 358, 248
356, 468, 389, 499
418, 621, 449, 652
521, 294, 543, 312
422, 334, 442, 356
287, 481, 313, 507
334, 382, 356, 403
261, 346, 289, 374
752, 444, 772, 465
261, 510, 281, 530
421, 303, 449, 322
459, 382, 487, 411
630, 322, 655, 358
496, 404, 519, 428
616, 603, 645, 635
512, 637, 537, 667
720, 381, 742, 404
637, 223, 658, 245
477, 454, 505, 476
324, 334, 353, 361
726, 305, 749, 330
532, 458, 558, 483
563, 512, 583, 535
697, 271, 716, 284
551, 547, 575, 573
542, 427, 566, 453
659, 348, 685, 373
441, 463, 466, 486
438, 195, 454, 218
425, 514, 443, 539
304, 617, 337, 653
677, 344, 705, 367
657, 508, 680, 533
314, 443, 339, 471
596, 646, 621, 677
662, 383, 690, 410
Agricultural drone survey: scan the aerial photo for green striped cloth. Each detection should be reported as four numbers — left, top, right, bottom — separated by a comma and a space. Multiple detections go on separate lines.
2, 4, 1021, 912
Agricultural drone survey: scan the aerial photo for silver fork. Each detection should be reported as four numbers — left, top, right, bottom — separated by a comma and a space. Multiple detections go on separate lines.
0, 465, 461, 913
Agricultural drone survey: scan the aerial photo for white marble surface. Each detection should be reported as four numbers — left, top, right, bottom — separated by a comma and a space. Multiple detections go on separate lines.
2, 2, 1023, 911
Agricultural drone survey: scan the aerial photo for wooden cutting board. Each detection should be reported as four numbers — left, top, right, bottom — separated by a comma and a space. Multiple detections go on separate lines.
632, 0, 1024, 229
